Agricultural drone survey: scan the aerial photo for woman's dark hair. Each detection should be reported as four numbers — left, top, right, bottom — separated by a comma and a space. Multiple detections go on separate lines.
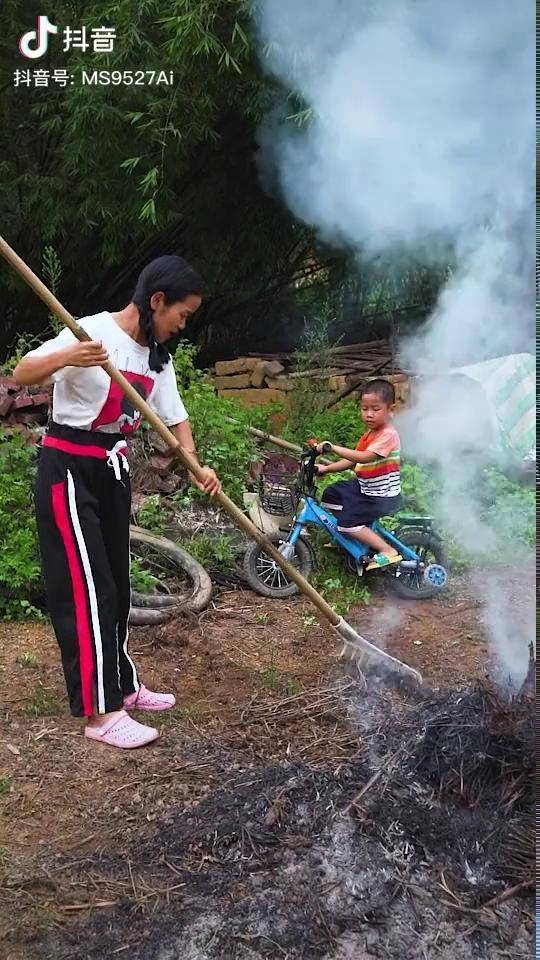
132, 255, 203, 372
360, 378, 395, 405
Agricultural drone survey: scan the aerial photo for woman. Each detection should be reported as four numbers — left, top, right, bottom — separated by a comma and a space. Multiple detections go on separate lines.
14, 255, 221, 749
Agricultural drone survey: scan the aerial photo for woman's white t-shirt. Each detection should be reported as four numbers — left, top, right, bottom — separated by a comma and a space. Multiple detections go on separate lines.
28, 311, 188, 434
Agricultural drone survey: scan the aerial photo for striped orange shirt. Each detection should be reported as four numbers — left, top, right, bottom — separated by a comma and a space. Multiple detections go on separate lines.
354, 425, 401, 498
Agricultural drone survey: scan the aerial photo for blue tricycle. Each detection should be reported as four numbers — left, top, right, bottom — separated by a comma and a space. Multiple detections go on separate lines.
243, 444, 449, 600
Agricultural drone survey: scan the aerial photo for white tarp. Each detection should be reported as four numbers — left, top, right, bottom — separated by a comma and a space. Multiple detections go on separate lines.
452, 353, 535, 460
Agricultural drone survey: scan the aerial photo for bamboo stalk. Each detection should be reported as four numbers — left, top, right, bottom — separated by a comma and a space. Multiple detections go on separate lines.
223, 418, 333, 464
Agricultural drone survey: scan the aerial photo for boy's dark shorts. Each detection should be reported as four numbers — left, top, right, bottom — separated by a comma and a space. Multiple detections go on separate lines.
320, 477, 402, 529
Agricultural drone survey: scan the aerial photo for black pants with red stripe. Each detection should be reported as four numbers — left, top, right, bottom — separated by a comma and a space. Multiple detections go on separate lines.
35, 424, 139, 717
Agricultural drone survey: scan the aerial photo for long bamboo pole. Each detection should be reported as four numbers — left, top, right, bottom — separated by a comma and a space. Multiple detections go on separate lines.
0, 234, 421, 684
224, 418, 333, 464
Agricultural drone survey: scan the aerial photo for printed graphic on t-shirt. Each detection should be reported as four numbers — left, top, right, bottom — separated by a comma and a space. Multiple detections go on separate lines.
28, 312, 189, 431
91, 371, 154, 434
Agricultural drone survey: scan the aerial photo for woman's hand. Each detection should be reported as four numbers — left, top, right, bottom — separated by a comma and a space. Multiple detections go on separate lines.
13, 340, 109, 386
190, 466, 222, 497
66, 341, 109, 367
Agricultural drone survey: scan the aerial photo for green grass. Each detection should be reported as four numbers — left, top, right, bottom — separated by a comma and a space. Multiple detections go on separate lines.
260, 664, 281, 691
309, 531, 370, 616
174, 703, 209, 724
17, 651, 38, 668
259, 644, 303, 696
285, 678, 303, 697
25, 686, 61, 717
0, 776, 11, 797
183, 533, 238, 572
130, 557, 161, 594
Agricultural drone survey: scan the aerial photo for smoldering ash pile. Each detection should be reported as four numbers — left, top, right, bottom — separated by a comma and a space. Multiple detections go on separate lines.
36, 680, 534, 960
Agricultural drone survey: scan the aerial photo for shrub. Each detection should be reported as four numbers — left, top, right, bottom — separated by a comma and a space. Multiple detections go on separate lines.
173, 341, 275, 505
309, 529, 370, 613
183, 533, 238, 571
130, 557, 160, 593
284, 398, 365, 450
479, 467, 535, 548
135, 494, 167, 535
284, 317, 334, 439
0, 430, 42, 618
399, 461, 440, 516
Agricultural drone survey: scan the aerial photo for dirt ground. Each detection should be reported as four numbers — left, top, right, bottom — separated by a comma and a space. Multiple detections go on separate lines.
0, 568, 534, 960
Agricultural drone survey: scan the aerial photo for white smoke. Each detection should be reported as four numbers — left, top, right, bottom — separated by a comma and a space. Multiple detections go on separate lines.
481, 572, 535, 691
355, 603, 403, 652
254, 0, 535, 686
256, 1, 532, 261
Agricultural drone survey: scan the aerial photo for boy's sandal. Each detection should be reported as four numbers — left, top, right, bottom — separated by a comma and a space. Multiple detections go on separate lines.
85, 711, 159, 749
123, 684, 176, 712
366, 553, 402, 571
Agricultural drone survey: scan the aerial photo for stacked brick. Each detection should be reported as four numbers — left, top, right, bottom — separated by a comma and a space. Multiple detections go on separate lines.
208, 344, 410, 409
0, 376, 51, 428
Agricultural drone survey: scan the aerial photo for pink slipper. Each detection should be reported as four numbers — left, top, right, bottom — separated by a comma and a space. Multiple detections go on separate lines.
123, 683, 176, 712
85, 711, 158, 749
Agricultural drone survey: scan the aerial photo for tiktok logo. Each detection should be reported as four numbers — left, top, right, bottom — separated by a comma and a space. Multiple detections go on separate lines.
19, 15, 58, 59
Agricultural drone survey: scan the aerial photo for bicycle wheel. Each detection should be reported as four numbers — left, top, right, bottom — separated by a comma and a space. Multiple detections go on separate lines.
390, 529, 448, 599
243, 535, 315, 598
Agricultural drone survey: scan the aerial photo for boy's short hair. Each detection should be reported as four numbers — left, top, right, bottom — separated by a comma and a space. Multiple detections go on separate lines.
360, 378, 395, 405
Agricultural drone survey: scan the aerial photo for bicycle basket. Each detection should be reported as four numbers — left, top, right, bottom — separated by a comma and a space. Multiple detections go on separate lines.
258, 475, 299, 516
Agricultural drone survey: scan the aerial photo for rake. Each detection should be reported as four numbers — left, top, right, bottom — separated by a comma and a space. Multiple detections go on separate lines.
0, 234, 422, 685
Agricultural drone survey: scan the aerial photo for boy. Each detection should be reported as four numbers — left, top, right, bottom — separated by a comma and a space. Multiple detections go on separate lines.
316, 379, 403, 569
